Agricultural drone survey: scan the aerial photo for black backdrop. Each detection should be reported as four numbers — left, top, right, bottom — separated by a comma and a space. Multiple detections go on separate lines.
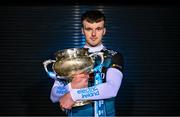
0, 2, 180, 116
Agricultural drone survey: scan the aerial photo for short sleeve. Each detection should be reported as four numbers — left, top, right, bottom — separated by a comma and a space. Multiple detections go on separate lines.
111, 52, 124, 73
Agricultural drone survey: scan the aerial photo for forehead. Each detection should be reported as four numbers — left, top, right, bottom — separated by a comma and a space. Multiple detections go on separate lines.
83, 20, 105, 28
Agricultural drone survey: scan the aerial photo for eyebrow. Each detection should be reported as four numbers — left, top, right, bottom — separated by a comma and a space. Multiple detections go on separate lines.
84, 26, 104, 29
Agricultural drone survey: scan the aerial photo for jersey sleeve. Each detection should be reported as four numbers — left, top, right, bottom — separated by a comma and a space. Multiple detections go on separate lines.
111, 52, 124, 73
69, 67, 123, 101
50, 80, 70, 103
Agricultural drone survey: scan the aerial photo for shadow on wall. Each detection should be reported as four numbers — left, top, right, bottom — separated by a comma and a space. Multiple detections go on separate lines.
22, 73, 66, 115
115, 73, 135, 116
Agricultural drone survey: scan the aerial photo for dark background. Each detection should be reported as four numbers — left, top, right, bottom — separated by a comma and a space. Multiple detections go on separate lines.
0, 1, 180, 116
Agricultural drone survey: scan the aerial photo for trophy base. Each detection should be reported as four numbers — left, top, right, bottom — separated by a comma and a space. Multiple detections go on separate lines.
73, 100, 92, 107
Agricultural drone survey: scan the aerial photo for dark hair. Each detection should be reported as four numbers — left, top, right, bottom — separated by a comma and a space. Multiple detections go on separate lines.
81, 10, 106, 24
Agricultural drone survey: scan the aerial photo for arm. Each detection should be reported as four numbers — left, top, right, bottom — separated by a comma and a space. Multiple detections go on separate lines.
50, 73, 89, 103
59, 51, 124, 109
50, 80, 70, 103
69, 67, 123, 101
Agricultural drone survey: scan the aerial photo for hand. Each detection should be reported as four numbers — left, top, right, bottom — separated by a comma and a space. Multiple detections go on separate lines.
71, 73, 89, 89
59, 93, 75, 110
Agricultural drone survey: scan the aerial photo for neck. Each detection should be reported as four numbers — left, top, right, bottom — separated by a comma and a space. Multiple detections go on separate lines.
84, 44, 104, 52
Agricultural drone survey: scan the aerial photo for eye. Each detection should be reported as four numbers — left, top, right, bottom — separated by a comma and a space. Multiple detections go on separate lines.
96, 27, 103, 31
85, 28, 92, 31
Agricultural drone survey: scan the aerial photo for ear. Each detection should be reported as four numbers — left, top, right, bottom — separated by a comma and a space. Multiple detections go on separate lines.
81, 27, 84, 35
103, 27, 106, 35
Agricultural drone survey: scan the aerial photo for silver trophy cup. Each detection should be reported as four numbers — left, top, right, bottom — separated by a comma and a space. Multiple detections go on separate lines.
43, 48, 104, 107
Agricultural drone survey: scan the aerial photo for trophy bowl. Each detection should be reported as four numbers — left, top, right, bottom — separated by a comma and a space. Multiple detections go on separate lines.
53, 48, 94, 80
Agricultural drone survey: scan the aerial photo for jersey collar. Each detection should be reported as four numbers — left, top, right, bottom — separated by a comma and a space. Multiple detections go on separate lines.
84, 44, 105, 53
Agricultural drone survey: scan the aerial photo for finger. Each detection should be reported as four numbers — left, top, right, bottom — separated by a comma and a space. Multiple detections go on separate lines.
60, 105, 64, 111
73, 74, 82, 80
65, 106, 72, 110
79, 74, 89, 79
73, 75, 85, 81
61, 107, 65, 111
85, 74, 89, 79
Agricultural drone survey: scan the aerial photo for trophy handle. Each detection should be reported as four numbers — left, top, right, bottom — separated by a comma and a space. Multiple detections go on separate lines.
43, 59, 57, 79
89, 52, 104, 65
89, 52, 104, 72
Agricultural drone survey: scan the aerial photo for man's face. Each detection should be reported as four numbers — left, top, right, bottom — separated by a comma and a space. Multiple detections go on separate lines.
82, 20, 106, 47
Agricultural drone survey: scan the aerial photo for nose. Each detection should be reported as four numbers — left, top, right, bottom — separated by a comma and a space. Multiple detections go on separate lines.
92, 30, 96, 37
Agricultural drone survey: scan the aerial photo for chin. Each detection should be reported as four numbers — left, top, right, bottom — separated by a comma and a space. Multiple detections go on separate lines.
90, 43, 99, 47
86, 41, 101, 47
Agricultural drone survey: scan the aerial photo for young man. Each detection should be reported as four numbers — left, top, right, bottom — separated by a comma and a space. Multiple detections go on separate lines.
50, 10, 124, 116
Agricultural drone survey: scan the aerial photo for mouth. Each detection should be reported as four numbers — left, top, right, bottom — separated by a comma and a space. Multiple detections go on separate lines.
90, 37, 98, 41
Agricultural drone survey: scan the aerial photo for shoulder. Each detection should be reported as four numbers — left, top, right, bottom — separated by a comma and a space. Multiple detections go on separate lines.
102, 48, 124, 72
102, 48, 123, 59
